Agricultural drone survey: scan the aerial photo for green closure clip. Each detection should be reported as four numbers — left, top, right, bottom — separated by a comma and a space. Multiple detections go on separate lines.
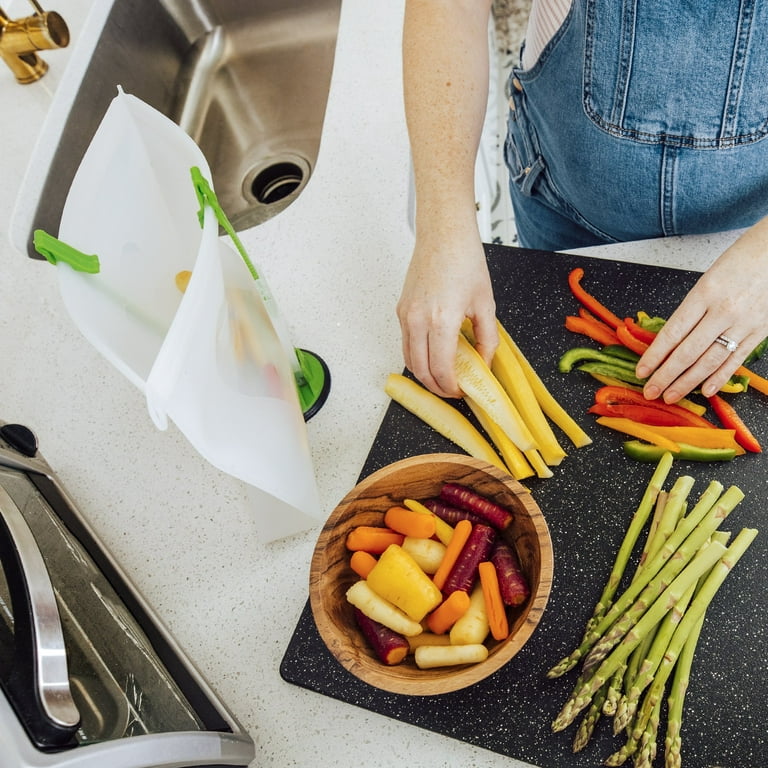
33, 229, 100, 274
189, 166, 330, 419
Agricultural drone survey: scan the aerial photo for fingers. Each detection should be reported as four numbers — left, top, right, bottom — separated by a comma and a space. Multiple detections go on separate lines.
637, 321, 757, 403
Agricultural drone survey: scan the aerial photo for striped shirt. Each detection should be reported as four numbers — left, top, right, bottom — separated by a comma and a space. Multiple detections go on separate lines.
521, 0, 572, 70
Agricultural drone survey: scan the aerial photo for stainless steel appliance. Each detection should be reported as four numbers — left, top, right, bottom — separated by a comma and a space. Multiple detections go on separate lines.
0, 421, 255, 767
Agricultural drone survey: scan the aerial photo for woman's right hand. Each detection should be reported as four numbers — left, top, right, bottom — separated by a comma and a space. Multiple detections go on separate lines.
397, 228, 498, 399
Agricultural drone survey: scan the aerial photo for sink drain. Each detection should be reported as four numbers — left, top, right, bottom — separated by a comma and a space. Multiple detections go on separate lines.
244, 154, 311, 207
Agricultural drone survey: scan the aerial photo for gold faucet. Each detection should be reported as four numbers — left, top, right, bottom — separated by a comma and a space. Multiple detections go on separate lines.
0, 1, 69, 84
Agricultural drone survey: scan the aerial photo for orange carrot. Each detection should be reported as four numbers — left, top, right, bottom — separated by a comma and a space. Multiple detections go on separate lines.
345, 526, 404, 554
737, 365, 768, 397
478, 561, 509, 641
349, 550, 378, 578
425, 590, 471, 634
384, 505, 436, 539
432, 519, 472, 591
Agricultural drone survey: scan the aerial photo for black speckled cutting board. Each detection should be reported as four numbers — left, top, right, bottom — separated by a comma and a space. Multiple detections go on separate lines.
280, 245, 768, 768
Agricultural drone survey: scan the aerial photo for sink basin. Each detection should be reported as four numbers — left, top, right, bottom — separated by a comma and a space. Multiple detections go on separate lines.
19, 0, 341, 259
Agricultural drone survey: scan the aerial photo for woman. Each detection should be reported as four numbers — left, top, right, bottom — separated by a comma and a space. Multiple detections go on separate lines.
397, 0, 768, 405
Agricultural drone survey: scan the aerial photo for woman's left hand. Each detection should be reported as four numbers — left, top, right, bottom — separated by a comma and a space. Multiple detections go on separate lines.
636, 219, 768, 403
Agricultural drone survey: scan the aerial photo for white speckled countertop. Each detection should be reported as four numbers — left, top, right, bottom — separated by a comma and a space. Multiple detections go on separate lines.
0, 1, 745, 766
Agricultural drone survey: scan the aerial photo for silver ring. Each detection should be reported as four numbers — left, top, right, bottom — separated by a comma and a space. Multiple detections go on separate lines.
714, 334, 739, 353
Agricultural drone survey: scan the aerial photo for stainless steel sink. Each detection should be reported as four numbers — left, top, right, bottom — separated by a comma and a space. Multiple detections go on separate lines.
22, 0, 341, 259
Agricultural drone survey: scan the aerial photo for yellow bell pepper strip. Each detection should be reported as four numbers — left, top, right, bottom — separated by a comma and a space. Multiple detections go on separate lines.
594, 416, 681, 453
623, 440, 736, 463
567, 267, 624, 329
706, 394, 762, 453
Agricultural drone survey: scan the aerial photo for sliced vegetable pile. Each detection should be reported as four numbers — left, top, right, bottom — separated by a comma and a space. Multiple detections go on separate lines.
561, 266, 768, 461
344, 483, 530, 670
547, 452, 758, 766
386, 319, 592, 481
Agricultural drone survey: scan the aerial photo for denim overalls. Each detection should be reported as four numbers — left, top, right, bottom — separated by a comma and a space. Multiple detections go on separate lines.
505, 0, 768, 250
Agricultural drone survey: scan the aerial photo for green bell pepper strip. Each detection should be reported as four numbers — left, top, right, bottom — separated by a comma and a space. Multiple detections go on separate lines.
559, 347, 640, 374
601, 344, 642, 364
623, 440, 736, 463
577, 362, 646, 386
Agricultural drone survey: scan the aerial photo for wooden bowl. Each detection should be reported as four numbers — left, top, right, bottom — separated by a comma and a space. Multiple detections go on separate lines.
309, 453, 553, 695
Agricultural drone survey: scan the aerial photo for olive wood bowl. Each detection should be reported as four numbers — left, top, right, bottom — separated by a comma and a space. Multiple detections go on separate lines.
309, 453, 553, 695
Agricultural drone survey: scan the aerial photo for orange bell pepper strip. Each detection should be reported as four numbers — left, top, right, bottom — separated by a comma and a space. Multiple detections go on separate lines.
594, 416, 681, 452
736, 365, 768, 397
706, 394, 762, 453
629, 425, 744, 454
567, 268, 623, 330
565, 314, 621, 347
623, 316, 658, 345
615, 323, 650, 355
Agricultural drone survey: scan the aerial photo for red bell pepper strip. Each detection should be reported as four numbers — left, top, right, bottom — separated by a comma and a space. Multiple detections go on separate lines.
594, 386, 716, 429
706, 394, 762, 453
587, 401, 704, 428
565, 315, 620, 347
567, 268, 623, 330
623, 317, 658, 345
615, 323, 650, 355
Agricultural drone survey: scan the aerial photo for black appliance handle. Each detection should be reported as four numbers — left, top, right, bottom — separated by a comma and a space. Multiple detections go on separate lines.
0, 484, 80, 748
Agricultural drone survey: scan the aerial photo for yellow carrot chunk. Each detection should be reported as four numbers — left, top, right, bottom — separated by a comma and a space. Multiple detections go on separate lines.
414, 643, 489, 669
449, 584, 490, 645
345, 581, 423, 637
366, 544, 443, 622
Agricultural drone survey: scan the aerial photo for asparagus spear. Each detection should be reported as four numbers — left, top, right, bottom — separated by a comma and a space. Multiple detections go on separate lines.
551, 539, 728, 732
624, 530, 757, 763
581, 489, 729, 676
664, 613, 706, 768
549, 481, 737, 679
591, 452, 675, 621
547, 455, 675, 678
610, 581, 696, 734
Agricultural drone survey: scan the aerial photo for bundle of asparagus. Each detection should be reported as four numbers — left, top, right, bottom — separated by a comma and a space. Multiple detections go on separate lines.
547, 452, 758, 767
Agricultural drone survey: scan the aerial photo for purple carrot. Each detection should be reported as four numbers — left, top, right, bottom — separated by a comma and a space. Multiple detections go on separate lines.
353, 608, 409, 666
439, 483, 514, 530
442, 523, 497, 595
490, 540, 530, 606
422, 498, 485, 527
